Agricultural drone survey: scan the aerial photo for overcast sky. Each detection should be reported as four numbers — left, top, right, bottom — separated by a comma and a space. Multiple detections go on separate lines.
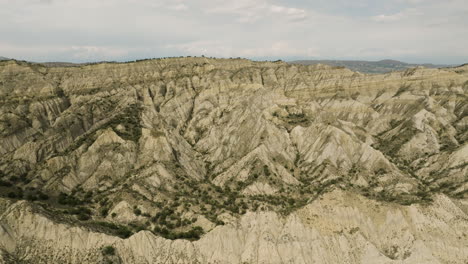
1, 0, 467, 64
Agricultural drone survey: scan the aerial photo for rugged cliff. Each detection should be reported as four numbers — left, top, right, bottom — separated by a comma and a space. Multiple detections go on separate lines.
0, 57, 467, 263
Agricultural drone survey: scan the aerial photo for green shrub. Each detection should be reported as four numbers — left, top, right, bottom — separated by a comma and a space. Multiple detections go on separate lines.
0, 180, 12, 187
102, 246, 115, 256
100, 207, 109, 217
153, 226, 204, 241
92, 221, 133, 238
94, 221, 119, 230
70, 207, 92, 215
58, 192, 83, 206
26, 194, 37, 201
38, 192, 49, 200
133, 224, 146, 232
133, 208, 142, 216
116, 226, 133, 238
77, 213, 91, 221
9, 176, 19, 182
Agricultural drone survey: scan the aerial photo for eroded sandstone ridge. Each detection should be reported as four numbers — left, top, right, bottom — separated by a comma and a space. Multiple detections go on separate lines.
0, 58, 467, 263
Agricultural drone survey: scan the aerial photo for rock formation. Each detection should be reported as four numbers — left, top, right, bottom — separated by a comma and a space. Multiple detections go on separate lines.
0, 57, 467, 263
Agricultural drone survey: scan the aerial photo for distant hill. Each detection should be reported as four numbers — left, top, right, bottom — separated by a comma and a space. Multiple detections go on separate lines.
0, 58, 99, 67
290, 59, 453, 74
1, 57, 458, 73
39, 62, 82, 67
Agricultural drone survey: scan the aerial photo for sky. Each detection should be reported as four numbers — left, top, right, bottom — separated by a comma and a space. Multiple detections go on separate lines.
1, 0, 467, 64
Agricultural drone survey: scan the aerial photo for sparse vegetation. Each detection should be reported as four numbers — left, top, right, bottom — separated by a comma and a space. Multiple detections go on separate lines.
92, 221, 134, 238
133, 207, 142, 216
153, 226, 204, 241
102, 246, 115, 256
107, 104, 143, 142
58, 192, 84, 206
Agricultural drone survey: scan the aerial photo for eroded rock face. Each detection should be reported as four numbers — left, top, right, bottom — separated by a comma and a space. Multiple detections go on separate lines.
0, 58, 467, 263
1, 190, 467, 263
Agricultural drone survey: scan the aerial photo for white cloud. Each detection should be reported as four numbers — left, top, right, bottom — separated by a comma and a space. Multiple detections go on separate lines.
165, 41, 233, 57
0, 0, 467, 64
68, 46, 128, 60
166, 41, 320, 58
206, 0, 308, 23
371, 8, 421, 22
0, 42, 130, 62
238, 42, 319, 58
168, 3, 188, 11
371, 13, 404, 22
269, 5, 307, 21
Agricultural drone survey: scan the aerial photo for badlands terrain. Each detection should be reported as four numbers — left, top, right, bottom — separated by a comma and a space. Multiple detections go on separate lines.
0, 57, 467, 263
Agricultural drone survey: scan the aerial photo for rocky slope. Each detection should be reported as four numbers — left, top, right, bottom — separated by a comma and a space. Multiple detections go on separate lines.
1, 189, 467, 264
0, 57, 467, 263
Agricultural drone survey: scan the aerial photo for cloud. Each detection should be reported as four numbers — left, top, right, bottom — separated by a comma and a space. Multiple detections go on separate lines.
0, 42, 130, 62
371, 8, 421, 22
238, 42, 319, 58
68, 46, 128, 60
269, 5, 307, 21
165, 41, 233, 57
206, 0, 308, 23
168, 3, 188, 11
371, 13, 404, 22
0, 0, 467, 64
